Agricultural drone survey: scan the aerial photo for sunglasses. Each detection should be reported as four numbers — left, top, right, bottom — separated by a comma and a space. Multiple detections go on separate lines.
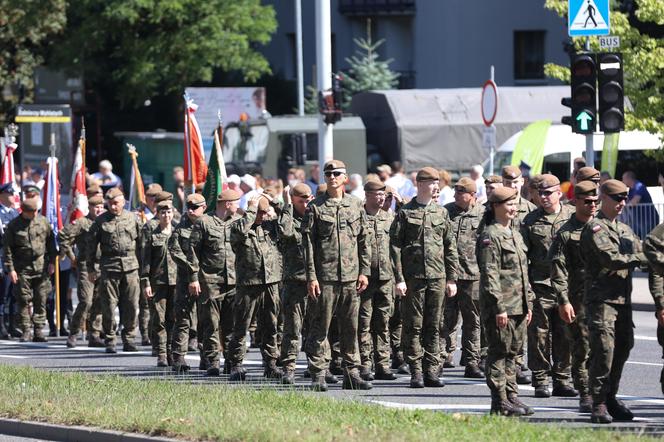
324, 171, 344, 178
187, 203, 204, 210
583, 198, 599, 205
608, 193, 628, 202
538, 190, 557, 197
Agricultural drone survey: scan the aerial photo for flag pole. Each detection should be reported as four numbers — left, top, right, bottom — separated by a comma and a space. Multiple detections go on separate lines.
183, 94, 193, 197
49, 133, 61, 338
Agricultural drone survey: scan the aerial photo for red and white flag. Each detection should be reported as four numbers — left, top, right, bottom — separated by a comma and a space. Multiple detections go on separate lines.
67, 132, 88, 223
183, 98, 207, 187
1, 137, 20, 208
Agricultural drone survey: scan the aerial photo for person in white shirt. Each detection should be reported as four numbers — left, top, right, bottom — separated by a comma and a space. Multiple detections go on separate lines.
437, 169, 454, 206
349, 174, 365, 201
384, 162, 416, 201
471, 165, 487, 203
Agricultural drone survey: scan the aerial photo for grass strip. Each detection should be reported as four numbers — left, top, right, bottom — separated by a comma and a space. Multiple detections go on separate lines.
0, 364, 651, 441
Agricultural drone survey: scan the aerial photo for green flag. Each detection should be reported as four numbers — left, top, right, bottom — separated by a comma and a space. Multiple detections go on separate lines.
511, 120, 551, 175
202, 128, 227, 210
601, 133, 620, 178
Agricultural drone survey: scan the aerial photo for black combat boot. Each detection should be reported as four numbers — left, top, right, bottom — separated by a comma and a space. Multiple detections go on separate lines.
66, 334, 77, 348
423, 370, 445, 388
409, 369, 424, 389
329, 360, 343, 376
33, 328, 47, 343
187, 337, 198, 352
516, 366, 531, 385
606, 396, 634, 421
534, 385, 551, 398
464, 364, 484, 379
172, 355, 190, 373
282, 369, 295, 385
579, 394, 593, 413
508, 394, 534, 415
311, 374, 328, 392
123, 342, 138, 352
443, 354, 455, 368
552, 383, 578, 397
359, 366, 374, 381
157, 355, 168, 367
206, 360, 221, 376
374, 367, 397, 380
229, 364, 247, 382
105, 344, 117, 354
479, 356, 486, 372
490, 397, 526, 417
19, 329, 32, 343
264, 360, 284, 380
88, 335, 105, 347
591, 403, 613, 424
342, 370, 373, 390
324, 369, 339, 384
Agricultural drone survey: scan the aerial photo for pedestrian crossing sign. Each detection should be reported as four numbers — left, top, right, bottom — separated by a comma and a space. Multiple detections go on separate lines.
569, 0, 610, 36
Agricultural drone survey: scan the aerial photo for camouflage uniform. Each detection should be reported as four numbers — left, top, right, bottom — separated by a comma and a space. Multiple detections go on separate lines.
227, 207, 282, 370
3, 214, 56, 336
302, 193, 370, 379
189, 212, 239, 369
87, 210, 142, 348
580, 212, 645, 405
390, 199, 458, 379
478, 223, 534, 401
521, 205, 574, 389
549, 216, 592, 398
441, 201, 485, 370
513, 196, 536, 370
359, 208, 396, 374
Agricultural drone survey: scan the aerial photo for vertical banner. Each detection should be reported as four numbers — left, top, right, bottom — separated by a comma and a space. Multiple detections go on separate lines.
601, 132, 620, 178
510, 120, 552, 175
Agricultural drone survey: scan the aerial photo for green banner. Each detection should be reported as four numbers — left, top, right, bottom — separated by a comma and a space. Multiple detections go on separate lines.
510, 120, 551, 175
601, 132, 620, 178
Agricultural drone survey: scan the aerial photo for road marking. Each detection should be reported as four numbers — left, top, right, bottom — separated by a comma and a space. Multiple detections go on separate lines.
618, 395, 664, 406
0, 354, 27, 359
635, 335, 658, 341
626, 361, 663, 367
369, 400, 579, 413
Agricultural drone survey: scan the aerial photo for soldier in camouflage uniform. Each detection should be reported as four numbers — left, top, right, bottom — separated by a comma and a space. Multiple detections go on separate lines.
141, 199, 177, 367
189, 190, 240, 376
278, 183, 314, 384
478, 187, 534, 417
358, 180, 398, 381
88, 188, 143, 353
62, 195, 105, 348
521, 174, 576, 397
390, 166, 459, 388
227, 194, 283, 380
168, 193, 207, 372
549, 180, 598, 412
580, 179, 648, 424
302, 160, 372, 391
643, 219, 664, 396
3, 198, 56, 342
440, 177, 485, 378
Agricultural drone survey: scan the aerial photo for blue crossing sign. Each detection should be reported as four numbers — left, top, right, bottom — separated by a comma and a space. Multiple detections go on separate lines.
569, 0, 610, 37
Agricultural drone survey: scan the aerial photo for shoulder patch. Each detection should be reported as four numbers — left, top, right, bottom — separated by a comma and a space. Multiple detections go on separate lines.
482, 238, 491, 246
592, 225, 601, 233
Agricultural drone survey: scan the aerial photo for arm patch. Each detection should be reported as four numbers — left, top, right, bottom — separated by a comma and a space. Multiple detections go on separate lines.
592, 225, 601, 233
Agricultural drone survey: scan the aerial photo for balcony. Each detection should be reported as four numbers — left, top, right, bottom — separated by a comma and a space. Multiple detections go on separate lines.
339, 0, 416, 16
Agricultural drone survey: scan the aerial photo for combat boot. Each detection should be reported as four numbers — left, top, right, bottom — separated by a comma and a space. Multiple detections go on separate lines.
359, 366, 374, 381
199, 356, 209, 371
187, 337, 198, 352
508, 394, 534, 416
66, 334, 77, 348
325, 369, 339, 384
141, 336, 151, 346
206, 361, 221, 376
606, 396, 634, 421
311, 374, 328, 392
264, 360, 284, 380
172, 355, 190, 373
443, 354, 455, 368
591, 403, 613, 424
33, 328, 47, 343
329, 360, 343, 376
464, 364, 484, 379
0, 315, 9, 339
282, 369, 295, 385
423, 370, 445, 388
342, 370, 373, 390
374, 367, 397, 380
410, 370, 424, 389
490, 398, 525, 417
88, 336, 105, 348
156, 355, 168, 367
552, 383, 578, 397
534, 385, 551, 398
105, 344, 117, 354
479, 356, 486, 372
19, 330, 32, 343
123, 342, 138, 352
229, 364, 247, 382
516, 366, 531, 385
579, 394, 593, 413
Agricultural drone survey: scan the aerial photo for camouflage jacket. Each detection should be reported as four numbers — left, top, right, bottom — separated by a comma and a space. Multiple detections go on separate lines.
302, 193, 370, 283
168, 215, 197, 280
277, 204, 306, 282
230, 207, 282, 286
59, 216, 100, 273
87, 210, 142, 273
478, 222, 534, 316
580, 211, 646, 305
189, 212, 240, 285
521, 205, 573, 290
141, 223, 177, 288
365, 208, 397, 281
641, 223, 664, 311
549, 216, 589, 306
390, 199, 458, 283
514, 196, 537, 229
444, 201, 483, 281
3, 214, 56, 275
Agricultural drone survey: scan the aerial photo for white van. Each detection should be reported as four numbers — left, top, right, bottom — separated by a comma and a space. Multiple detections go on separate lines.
492, 125, 664, 203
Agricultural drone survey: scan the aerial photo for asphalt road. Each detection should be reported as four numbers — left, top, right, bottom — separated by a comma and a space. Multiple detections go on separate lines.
0, 308, 661, 435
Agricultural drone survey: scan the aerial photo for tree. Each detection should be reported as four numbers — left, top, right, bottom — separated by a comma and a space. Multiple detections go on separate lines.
48, 0, 277, 108
544, 0, 664, 154
0, 0, 67, 122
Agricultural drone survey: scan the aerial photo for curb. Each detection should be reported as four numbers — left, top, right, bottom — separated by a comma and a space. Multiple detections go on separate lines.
0, 418, 182, 442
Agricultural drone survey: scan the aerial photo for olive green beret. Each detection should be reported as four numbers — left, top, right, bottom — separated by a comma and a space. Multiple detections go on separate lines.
105, 187, 124, 200
154, 191, 173, 203
488, 187, 518, 203
484, 175, 502, 185
186, 193, 206, 206
528, 174, 544, 190
600, 179, 628, 196
291, 183, 312, 198
502, 165, 522, 180
538, 174, 561, 190
88, 195, 104, 206
574, 180, 598, 197
576, 167, 600, 182
217, 189, 241, 202
86, 185, 102, 198
145, 183, 163, 197
364, 179, 386, 192
416, 166, 439, 182
157, 200, 173, 211
454, 177, 476, 193
323, 160, 346, 172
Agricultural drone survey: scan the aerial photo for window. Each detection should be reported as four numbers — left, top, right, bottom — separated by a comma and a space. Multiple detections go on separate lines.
514, 31, 545, 80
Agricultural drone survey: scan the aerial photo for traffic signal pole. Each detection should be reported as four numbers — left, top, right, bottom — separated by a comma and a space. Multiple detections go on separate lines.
315, 0, 333, 179
584, 38, 595, 167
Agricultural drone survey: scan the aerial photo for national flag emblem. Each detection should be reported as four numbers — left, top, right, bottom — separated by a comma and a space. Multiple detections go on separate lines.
592, 225, 601, 233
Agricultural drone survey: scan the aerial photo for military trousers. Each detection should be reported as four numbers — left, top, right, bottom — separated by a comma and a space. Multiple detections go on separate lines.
149, 285, 175, 356
171, 277, 203, 358
402, 278, 445, 375
389, 294, 403, 359
228, 282, 280, 365
70, 268, 94, 335
280, 280, 308, 372
441, 280, 482, 367
485, 313, 527, 400
587, 301, 634, 403
14, 272, 51, 333
567, 296, 590, 396
358, 279, 394, 372
100, 269, 140, 346
305, 281, 361, 377
527, 284, 572, 387
86, 281, 103, 339
439, 291, 461, 361
199, 279, 235, 364
138, 289, 150, 340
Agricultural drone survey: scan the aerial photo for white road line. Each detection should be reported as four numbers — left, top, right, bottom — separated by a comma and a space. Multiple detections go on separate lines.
368, 400, 580, 413
618, 394, 664, 406
625, 361, 663, 367
635, 335, 658, 341
0, 354, 27, 359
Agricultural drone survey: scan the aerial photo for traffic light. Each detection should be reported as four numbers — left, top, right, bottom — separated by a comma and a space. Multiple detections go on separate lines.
318, 73, 343, 125
561, 53, 597, 134
597, 52, 624, 133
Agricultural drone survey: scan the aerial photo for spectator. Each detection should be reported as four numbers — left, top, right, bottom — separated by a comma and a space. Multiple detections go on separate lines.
385, 161, 416, 200
172, 166, 185, 211
622, 170, 658, 238
437, 169, 454, 205
91, 159, 123, 191
349, 174, 365, 200
227, 174, 243, 196
377, 164, 392, 182
239, 173, 262, 210
470, 165, 486, 202
306, 164, 320, 194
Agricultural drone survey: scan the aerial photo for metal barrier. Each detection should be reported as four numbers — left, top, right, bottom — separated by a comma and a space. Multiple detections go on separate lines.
619, 203, 663, 240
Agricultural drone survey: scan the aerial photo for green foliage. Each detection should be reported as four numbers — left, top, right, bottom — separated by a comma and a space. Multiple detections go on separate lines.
544, 0, 664, 158
48, 0, 277, 108
0, 0, 67, 122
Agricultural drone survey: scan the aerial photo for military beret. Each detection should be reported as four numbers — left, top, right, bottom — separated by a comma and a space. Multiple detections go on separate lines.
105, 187, 124, 200
385, 185, 397, 195
574, 180, 598, 197
364, 179, 386, 192
145, 183, 163, 197
488, 187, 518, 204
21, 197, 39, 211
217, 189, 240, 202
454, 177, 476, 193
537, 174, 561, 190
154, 191, 173, 203
484, 175, 502, 185
0, 183, 13, 194
88, 195, 104, 206
257, 196, 270, 212
576, 166, 600, 182
600, 179, 628, 196
573, 157, 586, 167
416, 167, 439, 182
323, 160, 346, 172
186, 193, 206, 206
156, 200, 173, 211
528, 174, 544, 189
502, 165, 522, 180
86, 185, 102, 198
22, 184, 40, 194
290, 183, 311, 198
316, 183, 327, 196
